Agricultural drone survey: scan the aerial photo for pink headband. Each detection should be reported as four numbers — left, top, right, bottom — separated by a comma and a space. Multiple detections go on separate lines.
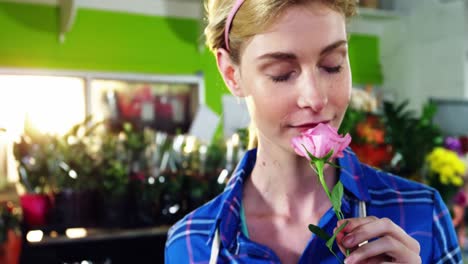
224, 0, 246, 51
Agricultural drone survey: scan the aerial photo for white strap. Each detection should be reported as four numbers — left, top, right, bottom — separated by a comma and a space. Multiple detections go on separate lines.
358, 200, 367, 218
358, 200, 368, 247
209, 227, 221, 264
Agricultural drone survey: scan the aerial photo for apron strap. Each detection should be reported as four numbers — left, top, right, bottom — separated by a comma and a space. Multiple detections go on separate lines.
209, 227, 221, 264
358, 200, 367, 218
358, 200, 368, 247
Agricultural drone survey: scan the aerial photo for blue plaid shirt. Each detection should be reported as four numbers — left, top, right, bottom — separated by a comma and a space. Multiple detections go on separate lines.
165, 148, 462, 263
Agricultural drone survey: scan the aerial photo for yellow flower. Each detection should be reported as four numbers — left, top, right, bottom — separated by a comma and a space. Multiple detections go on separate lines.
452, 176, 463, 187
426, 147, 466, 187
454, 162, 466, 175
440, 167, 453, 178
439, 173, 449, 185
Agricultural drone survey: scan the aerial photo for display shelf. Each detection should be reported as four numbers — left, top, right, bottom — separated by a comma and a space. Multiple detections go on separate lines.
20, 226, 170, 263
357, 7, 401, 20
25, 226, 170, 246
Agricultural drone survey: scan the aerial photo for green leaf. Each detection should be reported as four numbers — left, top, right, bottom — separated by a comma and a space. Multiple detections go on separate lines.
308, 224, 331, 241
84, 120, 104, 137
325, 161, 342, 169
302, 145, 319, 162
331, 181, 344, 220
323, 149, 334, 162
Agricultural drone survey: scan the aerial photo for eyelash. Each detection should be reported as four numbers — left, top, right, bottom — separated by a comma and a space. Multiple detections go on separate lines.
271, 73, 292, 83
323, 65, 342, 74
270, 65, 343, 83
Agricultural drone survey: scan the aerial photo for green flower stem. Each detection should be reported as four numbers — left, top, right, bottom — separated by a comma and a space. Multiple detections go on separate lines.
316, 159, 349, 258
303, 147, 348, 260
315, 159, 341, 220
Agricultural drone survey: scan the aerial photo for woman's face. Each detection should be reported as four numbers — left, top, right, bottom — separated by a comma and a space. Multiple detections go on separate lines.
238, 2, 351, 153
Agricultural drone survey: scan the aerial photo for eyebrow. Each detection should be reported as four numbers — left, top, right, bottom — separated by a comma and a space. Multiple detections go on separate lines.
320, 40, 347, 56
256, 40, 348, 61
257, 52, 297, 61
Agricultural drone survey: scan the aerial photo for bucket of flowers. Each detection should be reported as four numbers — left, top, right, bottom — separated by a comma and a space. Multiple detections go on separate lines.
425, 147, 466, 204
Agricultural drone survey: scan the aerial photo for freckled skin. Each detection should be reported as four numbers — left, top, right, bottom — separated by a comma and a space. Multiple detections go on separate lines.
239, 4, 351, 156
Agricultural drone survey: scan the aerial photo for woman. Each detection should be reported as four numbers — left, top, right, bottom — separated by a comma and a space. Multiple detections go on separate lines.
165, 0, 461, 263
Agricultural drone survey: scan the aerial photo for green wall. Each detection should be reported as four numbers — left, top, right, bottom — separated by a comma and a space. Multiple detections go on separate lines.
0, 3, 199, 72
0, 2, 380, 116
349, 34, 382, 85
0, 2, 226, 114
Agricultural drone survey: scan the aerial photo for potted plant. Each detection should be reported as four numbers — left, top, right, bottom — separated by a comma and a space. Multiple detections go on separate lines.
347, 111, 393, 168
382, 100, 443, 181
424, 147, 466, 203
95, 129, 130, 228
0, 202, 21, 264
13, 124, 54, 228
339, 89, 393, 168
128, 129, 168, 227
49, 117, 101, 229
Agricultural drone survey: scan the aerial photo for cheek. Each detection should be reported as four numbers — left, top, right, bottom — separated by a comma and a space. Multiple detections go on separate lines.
329, 71, 352, 109
337, 85, 351, 107
249, 94, 289, 124
328, 79, 350, 128
243, 72, 292, 123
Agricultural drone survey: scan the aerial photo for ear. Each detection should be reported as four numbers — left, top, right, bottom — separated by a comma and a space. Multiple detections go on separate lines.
216, 48, 245, 97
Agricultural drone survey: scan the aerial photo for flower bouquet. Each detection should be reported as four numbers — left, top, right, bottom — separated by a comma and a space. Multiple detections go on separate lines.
425, 147, 466, 203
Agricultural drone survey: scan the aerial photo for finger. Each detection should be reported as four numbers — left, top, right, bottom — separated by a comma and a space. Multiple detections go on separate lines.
335, 224, 358, 255
362, 255, 394, 264
337, 216, 379, 234
340, 217, 420, 253
336, 218, 367, 255
344, 236, 421, 264
336, 216, 379, 254
336, 217, 397, 255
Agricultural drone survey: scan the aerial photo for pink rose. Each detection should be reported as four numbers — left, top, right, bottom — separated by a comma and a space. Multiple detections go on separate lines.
291, 123, 351, 160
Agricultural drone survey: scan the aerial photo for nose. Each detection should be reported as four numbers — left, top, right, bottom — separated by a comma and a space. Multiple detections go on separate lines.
296, 73, 328, 112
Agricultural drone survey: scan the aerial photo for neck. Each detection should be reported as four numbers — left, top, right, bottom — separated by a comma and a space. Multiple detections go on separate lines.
244, 143, 338, 219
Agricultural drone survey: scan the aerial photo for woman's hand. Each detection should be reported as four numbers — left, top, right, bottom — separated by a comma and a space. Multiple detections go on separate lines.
335, 217, 421, 264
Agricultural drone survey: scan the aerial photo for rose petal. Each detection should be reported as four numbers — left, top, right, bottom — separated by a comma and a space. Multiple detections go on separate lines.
291, 123, 351, 160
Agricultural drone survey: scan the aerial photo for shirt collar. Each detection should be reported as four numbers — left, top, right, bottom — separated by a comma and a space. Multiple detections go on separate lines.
338, 147, 371, 202
208, 147, 370, 249
208, 148, 257, 250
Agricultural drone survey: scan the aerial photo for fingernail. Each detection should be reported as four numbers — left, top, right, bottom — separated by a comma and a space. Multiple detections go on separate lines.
344, 255, 354, 264
343, 235, 354, 247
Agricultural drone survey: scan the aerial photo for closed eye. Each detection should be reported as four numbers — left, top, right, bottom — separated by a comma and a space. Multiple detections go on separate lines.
322, 65, 342, 74
270, 72, 293, 83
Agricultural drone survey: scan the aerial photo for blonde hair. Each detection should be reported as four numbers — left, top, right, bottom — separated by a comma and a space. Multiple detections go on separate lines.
204, 0, 356, 149
204, 0, 357, 64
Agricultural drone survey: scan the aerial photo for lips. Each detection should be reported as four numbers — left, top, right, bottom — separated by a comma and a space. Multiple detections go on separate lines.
290, 121, 331, 132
